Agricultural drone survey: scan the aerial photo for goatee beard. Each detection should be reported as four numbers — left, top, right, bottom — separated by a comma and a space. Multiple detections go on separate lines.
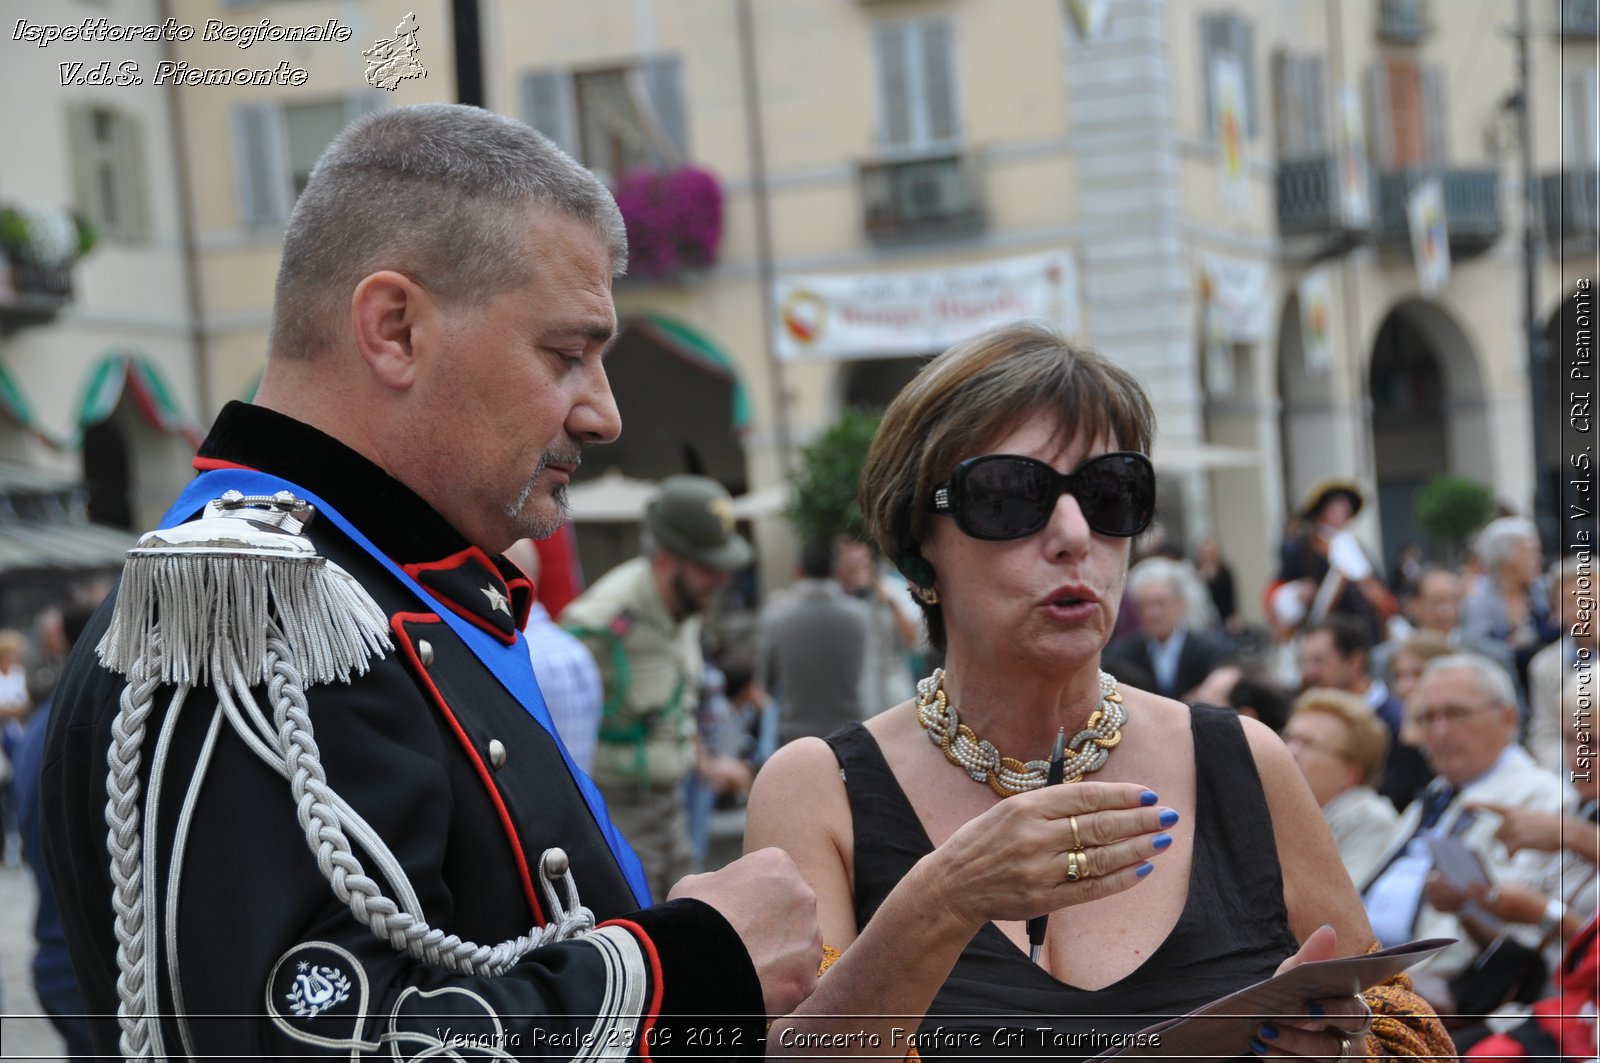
506, 446, 579, 539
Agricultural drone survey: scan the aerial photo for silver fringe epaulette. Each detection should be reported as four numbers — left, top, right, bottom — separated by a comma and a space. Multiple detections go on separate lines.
97, 490, 390, 689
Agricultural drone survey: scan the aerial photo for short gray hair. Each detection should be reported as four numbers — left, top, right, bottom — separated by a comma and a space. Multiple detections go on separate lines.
1420, 652, 1518, 708
1473, 516, 1538, 570
269, 103, 628, 361
1128, 557, 1187, 603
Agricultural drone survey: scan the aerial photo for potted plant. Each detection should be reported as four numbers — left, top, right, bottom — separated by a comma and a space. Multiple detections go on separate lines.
788, 407, 883, 548
0, 205, 95, 301
1415, 474, 1495, 563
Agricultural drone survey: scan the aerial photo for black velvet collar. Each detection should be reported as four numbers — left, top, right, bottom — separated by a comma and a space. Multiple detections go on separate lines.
194, 401, 532, 632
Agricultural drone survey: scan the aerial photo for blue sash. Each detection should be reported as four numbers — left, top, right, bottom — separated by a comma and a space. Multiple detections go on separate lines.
163, 469, 651, 907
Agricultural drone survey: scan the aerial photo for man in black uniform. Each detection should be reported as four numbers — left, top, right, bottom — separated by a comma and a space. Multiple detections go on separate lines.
43, 103, 818, 1060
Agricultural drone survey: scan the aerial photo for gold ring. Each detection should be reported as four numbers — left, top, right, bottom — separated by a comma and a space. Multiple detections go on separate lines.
1065, 849, 1088, 882
1069, 815, 1083, 851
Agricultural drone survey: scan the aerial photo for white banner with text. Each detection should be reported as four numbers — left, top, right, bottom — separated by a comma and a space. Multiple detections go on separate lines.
774, 251, 1080, 361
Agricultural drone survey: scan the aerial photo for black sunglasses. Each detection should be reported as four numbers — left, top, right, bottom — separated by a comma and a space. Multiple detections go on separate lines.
931, 451, 1156, 540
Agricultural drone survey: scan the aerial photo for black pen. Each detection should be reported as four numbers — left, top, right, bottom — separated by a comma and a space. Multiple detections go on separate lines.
1026, 726, 1068, 965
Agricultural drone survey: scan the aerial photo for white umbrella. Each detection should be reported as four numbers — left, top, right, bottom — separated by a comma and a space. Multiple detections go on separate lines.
565, 471, 789, 523
564, 470, 658, 522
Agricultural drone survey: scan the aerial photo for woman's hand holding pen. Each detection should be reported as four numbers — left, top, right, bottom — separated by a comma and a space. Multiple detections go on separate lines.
905, 781, 1178, 933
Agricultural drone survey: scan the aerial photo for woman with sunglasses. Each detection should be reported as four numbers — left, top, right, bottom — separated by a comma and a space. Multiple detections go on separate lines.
746, 324, 1449, 1061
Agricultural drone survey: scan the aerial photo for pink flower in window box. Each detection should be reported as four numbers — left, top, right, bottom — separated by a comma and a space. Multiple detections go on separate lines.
612, 167, 724, 281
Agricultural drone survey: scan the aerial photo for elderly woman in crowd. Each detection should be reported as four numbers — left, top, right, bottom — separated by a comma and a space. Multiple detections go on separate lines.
1282, 689, 1397, 885
746, 324, 1449, 1061
1460, 516, 1559, 689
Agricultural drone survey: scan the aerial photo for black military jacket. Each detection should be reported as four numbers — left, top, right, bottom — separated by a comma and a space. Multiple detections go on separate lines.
43, 402, 764, 1060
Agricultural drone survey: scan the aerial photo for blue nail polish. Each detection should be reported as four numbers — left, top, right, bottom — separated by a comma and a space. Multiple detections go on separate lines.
1159, 808, 1179, 827
1248, 1038, 1267, 1056
1153, 833, 1173, 850
1136, 862, 1154, 878
1307, 1001, 1325, 1018
1141, 790, 1159, 806
1259, 1024, 1279, 1041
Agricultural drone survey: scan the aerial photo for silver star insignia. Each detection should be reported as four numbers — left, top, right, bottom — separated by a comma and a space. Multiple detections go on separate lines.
481, 585, 511, 615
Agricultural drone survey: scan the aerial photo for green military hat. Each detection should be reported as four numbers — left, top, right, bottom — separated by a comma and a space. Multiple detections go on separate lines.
646, 475, 753, 571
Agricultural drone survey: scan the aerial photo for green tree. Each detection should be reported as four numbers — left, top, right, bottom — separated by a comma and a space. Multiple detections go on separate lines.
787, 407, 882, 548
1415, 475, 1495, 562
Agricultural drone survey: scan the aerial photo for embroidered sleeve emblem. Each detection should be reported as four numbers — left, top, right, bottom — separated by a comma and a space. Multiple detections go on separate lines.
286, 961, 353, 1019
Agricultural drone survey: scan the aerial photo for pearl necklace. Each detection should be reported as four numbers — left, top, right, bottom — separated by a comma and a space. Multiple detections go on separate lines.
915, 668, 1126, 797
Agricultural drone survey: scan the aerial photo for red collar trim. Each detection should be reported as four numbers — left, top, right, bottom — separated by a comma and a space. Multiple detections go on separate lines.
403, 546, 519, 646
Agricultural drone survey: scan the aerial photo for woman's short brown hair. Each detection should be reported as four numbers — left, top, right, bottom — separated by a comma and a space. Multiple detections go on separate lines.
858, 322, 1155, 652
1290, 687, 1391, 789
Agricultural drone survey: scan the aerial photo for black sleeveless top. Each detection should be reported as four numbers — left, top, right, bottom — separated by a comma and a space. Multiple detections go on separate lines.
825, 705, 1298, 1062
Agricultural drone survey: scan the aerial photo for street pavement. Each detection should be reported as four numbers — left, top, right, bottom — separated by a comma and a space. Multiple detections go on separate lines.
0, 855, 67, 1062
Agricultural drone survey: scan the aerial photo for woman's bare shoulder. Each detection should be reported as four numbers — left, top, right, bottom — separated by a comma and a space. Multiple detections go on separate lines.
750, 736, 845, 807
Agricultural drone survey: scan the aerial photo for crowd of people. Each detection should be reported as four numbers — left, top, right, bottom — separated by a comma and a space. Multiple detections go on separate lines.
7, 101, 1592, 1062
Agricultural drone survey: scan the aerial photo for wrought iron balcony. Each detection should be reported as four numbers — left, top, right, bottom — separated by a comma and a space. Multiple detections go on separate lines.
1276, 156, 1373, 241
859, 150, 986, 245
0, 250, 75, 334
1373, 168, 1503, 259
1377, 0, 1432, 42
1541, 169, 1599, 254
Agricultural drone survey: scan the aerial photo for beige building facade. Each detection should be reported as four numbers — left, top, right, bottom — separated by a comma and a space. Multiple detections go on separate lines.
1, 0, 208, 532
3, 0, 1593, 615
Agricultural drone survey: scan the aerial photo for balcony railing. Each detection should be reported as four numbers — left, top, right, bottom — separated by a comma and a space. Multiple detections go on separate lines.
1373, 168, 1503, 258
1276, 157, 1372, 240
1541, 169, 1599, 253
1559, 0, 1599, 37
859, 150, 986, 245
1377, 0, 1432, 42
0, 251, 75, 333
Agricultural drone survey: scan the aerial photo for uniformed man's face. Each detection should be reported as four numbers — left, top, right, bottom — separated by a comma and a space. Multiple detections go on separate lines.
413, 209, 621, 551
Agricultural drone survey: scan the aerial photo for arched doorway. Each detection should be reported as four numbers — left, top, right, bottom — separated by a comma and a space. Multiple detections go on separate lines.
76, 353, 202, 530
1367, 300, 1489, 568
82, 418, 133, 529
568, 314, 749, 581
576, 314, 747, 489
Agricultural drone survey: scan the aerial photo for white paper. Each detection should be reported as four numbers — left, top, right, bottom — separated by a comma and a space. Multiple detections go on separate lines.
1426, 834, 1493, 893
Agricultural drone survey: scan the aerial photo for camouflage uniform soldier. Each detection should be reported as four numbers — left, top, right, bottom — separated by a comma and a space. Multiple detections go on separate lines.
565, 475, 754, 898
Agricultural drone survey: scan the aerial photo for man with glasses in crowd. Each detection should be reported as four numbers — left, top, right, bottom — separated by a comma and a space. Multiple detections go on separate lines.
1359, 653, 1565, 1006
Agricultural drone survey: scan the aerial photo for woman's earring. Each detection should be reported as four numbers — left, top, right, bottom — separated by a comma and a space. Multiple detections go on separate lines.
910, 584, 941, 606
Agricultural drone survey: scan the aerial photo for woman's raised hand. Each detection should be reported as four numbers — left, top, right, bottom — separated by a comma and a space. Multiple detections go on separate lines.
912, 781, 1177, 928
